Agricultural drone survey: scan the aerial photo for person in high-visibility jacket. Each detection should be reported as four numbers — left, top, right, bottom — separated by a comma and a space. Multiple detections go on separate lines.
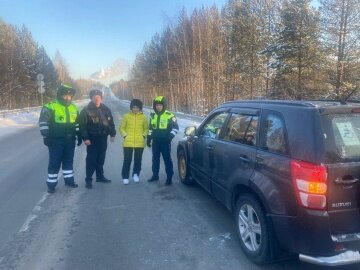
39, 84, 82, 193
119, 99, 148, 185
147, 96, 179, 185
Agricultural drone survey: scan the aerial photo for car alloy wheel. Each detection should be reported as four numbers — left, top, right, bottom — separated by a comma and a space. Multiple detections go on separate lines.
238, 204, 262, 252
177, 149, 193, 185
179, 154, 187, 180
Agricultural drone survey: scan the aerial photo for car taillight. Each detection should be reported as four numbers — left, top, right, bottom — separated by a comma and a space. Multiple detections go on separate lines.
291, 160, 327, 210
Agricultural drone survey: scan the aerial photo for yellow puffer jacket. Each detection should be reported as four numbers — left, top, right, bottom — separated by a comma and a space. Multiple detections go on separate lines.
119, 111, 149, 148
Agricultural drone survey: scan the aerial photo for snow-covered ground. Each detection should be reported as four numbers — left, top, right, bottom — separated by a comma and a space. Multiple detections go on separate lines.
0, 97, 203, 140
0, 100, 89, 139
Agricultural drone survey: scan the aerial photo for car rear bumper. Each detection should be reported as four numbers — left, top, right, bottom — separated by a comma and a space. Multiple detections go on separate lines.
271, 209, 360, 265
299, 251, 360, 266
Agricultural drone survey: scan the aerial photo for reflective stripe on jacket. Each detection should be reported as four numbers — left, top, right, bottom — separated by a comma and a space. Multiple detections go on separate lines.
120, 111, 148, 148
148, 110, 179, 142
39, 100, 79, 138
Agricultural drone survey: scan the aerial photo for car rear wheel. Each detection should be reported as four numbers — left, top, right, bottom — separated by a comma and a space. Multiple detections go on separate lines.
177, 149, 193, 185
235, 194, 273, 264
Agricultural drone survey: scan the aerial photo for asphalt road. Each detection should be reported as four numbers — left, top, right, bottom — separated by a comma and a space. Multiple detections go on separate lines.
0, 97, 358, 270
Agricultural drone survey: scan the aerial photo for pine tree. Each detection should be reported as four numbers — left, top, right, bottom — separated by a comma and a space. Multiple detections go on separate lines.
319, 0, 360, 97
271, 0, 322, 99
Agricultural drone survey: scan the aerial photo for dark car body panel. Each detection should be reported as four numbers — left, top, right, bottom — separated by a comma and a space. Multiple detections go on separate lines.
177, 100, 360, 261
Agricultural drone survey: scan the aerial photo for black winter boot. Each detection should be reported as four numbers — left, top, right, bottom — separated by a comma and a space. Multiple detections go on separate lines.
147, 175, 159, 182
65, 182, 78, 188
165, 177, 172, 186
96, 176, 111, 183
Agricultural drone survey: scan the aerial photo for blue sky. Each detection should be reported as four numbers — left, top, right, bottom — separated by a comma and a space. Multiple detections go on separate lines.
0, 0, 226, 79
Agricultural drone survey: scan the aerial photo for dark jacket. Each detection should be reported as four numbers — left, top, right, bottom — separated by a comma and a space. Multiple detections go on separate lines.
79, 102, 116, 140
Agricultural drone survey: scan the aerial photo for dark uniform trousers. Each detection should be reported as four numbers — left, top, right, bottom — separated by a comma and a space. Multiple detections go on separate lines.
152, 141, 173, 178
86, 136, 107, 182
47, 137, 76, 189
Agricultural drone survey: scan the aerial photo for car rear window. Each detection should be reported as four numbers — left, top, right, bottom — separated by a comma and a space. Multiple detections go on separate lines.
322, 113, 360, 162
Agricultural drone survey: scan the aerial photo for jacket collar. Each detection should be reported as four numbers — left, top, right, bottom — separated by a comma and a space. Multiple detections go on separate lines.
88, 101, 102, 109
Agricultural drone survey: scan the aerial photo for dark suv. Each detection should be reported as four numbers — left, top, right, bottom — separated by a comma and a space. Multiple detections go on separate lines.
177, 100, 360, 266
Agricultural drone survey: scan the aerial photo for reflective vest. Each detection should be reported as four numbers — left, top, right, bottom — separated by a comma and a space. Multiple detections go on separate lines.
44, 100, 79, 137
45, 101, 78, 123
150, 111, 174, 130
149, 110, 176, 141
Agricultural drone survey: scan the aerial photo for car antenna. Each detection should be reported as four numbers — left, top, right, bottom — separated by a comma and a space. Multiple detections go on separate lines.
340, 86, 358, 105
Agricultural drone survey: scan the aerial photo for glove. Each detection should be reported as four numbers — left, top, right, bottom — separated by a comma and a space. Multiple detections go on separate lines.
43, 137, 51, 146
146, 137, 152, 147
77, 136, 82, 146
167, 133, 175, 143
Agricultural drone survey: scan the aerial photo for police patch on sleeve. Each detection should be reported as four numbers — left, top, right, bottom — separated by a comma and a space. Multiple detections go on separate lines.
172, 117, 177, 122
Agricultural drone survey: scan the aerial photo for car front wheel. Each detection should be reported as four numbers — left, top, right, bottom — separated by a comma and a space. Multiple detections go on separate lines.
177, 149, 193, 185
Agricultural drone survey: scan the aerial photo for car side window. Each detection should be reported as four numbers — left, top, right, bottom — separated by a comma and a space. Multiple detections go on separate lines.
260, 113, 289, 155
223, 113, 258, 146
200, 112, 228, 139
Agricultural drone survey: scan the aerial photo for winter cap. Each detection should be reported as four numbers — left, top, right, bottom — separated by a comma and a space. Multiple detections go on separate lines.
89, 89, 103, 99
130, 99, 143, 110
57, 84, 75, 99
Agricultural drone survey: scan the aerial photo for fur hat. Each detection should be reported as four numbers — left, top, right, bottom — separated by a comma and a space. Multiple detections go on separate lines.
130, 99, 143, 110
89, 89, 103, 99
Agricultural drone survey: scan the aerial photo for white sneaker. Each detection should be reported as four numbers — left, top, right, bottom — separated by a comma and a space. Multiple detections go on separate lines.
123, 179, 129, 185
133, 174, 140, 183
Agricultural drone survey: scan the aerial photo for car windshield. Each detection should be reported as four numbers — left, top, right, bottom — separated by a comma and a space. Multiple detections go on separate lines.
323, 113, 360, 162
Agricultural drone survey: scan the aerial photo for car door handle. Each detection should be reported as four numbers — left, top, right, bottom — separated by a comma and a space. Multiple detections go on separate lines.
206, 145, 214, 150
335, 176, 359, 185
239, 156, 250, 163
256, 157, 264, 164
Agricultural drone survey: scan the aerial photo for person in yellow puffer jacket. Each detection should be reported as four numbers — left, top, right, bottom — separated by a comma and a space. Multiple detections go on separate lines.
119, 99, 148, 185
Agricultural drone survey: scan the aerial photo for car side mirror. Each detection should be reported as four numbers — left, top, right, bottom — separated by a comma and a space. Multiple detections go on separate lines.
184, 126, 196, 137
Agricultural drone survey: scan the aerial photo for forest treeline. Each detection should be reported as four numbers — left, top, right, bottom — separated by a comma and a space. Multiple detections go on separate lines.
112, 0, 360, 115
0, 20, 101, 110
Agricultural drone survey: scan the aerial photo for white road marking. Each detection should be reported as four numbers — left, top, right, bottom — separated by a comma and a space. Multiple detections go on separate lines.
18, 193, 49, 233
19, 214, 37, 233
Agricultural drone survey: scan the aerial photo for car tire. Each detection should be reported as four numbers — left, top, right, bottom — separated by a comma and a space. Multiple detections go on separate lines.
235, 194, 274, 264
177, 149, 194, 185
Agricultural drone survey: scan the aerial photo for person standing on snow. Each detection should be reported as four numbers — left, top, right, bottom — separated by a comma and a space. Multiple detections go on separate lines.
147, 96, 179, 185
119, 99, 148, 185
79, 89, 116, 189
39, 84, 82, 193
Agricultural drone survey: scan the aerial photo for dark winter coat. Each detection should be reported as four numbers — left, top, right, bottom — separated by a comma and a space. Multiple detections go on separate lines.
79, 102, 116, 140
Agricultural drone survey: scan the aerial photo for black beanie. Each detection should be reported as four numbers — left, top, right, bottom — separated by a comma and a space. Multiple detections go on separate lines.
130, 99, 143, 110
89, 89, 103, 99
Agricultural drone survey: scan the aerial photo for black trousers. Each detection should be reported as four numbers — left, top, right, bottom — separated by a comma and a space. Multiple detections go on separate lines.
152, 141, 173, 178
86, 136, 108, 182
47, 137, 76, 188
122, 147, 144, 179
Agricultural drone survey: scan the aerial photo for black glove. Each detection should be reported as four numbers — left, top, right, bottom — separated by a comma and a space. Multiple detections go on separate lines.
146, 137, 152, 147
43, 137, 51, 146
167, 133, 175, 143
77, 136, 82, 146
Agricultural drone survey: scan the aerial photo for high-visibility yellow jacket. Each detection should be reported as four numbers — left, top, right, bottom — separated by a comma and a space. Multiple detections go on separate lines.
39, 99, 79, 138
119, 111, 148, 148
